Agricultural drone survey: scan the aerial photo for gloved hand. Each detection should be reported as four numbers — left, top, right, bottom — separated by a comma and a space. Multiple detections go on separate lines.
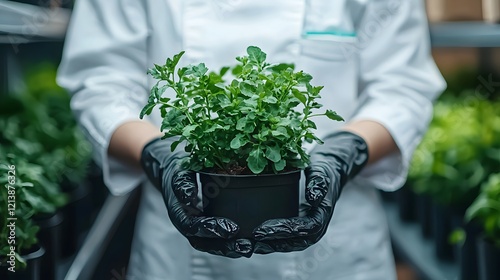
141, 138, 253, 258
252, 131, 369, 254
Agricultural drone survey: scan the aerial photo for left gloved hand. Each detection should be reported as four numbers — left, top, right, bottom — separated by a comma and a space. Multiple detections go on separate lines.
141, 138, 253, 258
252, 131, 369, 254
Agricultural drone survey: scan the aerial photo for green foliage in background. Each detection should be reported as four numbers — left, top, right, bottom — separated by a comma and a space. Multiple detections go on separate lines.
466, 173, 500, 248
0, 63, 92, 268
140, 46, 343, 174
409, 94, 500, 207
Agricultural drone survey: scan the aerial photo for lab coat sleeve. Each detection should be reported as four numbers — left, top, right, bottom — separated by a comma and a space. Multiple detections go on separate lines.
350, 0, 446, 191
57, 0, 149, 195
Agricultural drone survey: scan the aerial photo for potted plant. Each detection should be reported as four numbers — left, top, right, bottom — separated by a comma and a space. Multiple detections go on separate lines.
466, 173, 500, 280
140, 46, 343, 237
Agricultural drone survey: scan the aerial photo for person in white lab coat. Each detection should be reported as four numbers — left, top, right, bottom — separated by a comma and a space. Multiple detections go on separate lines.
57, 0, 446, 279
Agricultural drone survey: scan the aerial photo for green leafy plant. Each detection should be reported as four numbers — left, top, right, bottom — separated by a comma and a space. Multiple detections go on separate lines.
409, 96, 500, 207
0, 64, 92, 268
140, 46, 343, 174
466, 173, 500, 248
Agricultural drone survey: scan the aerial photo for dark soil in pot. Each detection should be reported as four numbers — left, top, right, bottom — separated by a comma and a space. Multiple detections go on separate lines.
0, 245, 45, 280
199, 170, 300, 238
477, 236, 500, 280
34, 212, 63, 280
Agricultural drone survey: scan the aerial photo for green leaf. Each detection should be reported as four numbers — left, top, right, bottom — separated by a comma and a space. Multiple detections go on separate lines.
192, 63, 209, 77
171, 139, 183, 152
230, 134, 248, 149
306, 120, 317, 129
292, 89, 307, 104
172, 51, 186, 67
147, 68, 162, 79
265, 144, 281, 163
220, 66, 230, 76
236, 118, 247, 131
274, 159, 286, 171
140, 103, 156, 119
182, 124, 198, 137
262, 96, 278, 104
247, 46, 267, 65
247, 146, 267, 174
232, 64, 243, 76
239, 81, 257, 97
268, 63, 295, 73
297, 72, 313, 84
325, 110, 345, 121
271, 126, 289, 138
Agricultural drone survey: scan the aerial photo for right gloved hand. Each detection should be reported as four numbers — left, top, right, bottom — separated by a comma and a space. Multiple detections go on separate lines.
140, 138, 253, 258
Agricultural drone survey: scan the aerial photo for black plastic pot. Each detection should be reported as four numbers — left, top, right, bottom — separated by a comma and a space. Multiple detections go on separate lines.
60, 181, 92, 258
199, 170, 300, 238
431, 202, 455, 261
34, 212, 63, 280
415, 194, 433, 239
379, 189, 396, 202
459, 222, 481, 280
87, 161, 108, 215
0, 245, 45, 280
477, 237, 500, 280
396, 186, 416, 222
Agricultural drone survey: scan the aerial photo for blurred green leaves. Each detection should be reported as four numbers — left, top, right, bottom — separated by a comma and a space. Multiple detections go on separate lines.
409, 95, 500, 207
0, 63, 92, 267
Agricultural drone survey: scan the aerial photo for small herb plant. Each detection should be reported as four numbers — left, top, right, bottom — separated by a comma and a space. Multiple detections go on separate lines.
140, 46, 343, 174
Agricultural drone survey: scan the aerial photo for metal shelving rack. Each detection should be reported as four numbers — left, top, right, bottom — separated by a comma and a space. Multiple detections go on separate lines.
0, 1, 69, 96
430, 22, 500, 47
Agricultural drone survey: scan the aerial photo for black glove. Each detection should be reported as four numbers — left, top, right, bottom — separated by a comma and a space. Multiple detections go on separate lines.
252, 131, 369, 254
141, 138, 253, 258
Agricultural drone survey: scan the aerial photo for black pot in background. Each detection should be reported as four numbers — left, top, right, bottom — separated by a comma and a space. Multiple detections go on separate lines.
200, 170, 300, 238
477, 237, 500, 280
0, 245, 45, 280
34, 212, 63, 280
60, 181, 92, 258
432, 202, 455, 261
379, 190, 396, 202
396, 186, 416, 222
87, 161, 108, 216
459, 222, 482, 280
415, 193, 433, 239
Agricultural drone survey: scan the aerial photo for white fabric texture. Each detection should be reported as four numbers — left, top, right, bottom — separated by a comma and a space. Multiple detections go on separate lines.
57, 0, 445, 279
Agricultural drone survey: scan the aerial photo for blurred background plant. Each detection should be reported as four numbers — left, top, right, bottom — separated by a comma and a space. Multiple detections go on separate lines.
409, 92, 500, 210
0, 63, 92, 268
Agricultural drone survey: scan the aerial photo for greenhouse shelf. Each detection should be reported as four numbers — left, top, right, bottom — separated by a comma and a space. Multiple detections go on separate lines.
383, 202, 459, 280
430, 22, 500, 47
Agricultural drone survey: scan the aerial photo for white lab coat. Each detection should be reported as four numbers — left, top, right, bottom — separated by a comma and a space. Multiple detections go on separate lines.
58, 0, 445, 279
